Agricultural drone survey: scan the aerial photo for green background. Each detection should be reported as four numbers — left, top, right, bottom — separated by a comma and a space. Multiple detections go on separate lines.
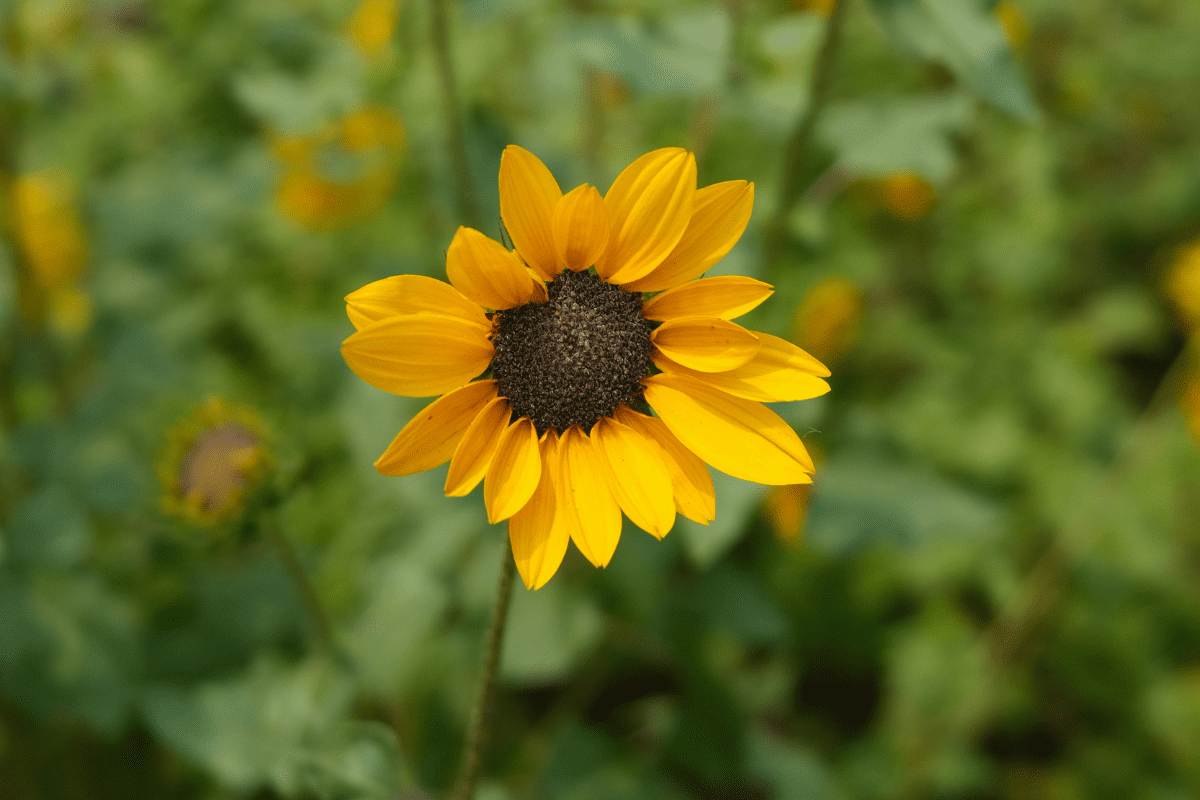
3, 0, 1200, 798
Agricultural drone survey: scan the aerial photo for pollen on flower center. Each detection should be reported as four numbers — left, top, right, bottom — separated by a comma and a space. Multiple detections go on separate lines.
491, 269, 653, 435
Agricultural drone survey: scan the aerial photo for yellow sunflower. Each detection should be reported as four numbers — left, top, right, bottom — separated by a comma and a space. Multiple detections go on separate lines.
341, 146, 830, 589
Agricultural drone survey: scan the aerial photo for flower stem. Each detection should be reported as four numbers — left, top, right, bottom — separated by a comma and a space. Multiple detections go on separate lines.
450, 551, 517, 800
429, 0, 481, 229
984, 339, 1196, 669
766, 0, 849, 260
262, 514, 337, 655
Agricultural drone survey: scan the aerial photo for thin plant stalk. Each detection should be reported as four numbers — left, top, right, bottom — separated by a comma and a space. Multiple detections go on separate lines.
450, 553, 517, 800
430, 0, 481, 228
766, 0, 850, 262
262, 514, 337, 655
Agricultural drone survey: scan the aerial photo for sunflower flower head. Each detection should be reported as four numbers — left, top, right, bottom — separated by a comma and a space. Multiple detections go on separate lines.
159, 398, 269, 526
341, 146, 830, 589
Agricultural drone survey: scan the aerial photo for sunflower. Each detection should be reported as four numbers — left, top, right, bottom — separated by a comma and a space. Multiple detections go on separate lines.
342, 146, 830, 589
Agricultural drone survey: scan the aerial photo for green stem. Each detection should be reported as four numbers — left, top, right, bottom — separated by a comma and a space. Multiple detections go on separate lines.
450, 552, 516, 800
765, 0, 850, 263
983, 339, 1196, 669
262, 514, 337, 655
429, 0, 481, 228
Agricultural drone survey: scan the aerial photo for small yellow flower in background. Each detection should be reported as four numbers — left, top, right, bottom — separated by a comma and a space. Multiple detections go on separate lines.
872, 171, 935, 221
10, 171, 92, 335
272, 106, 406, 231
11, 172, 87, 290
160, 399, 270, 526
347, 0, 399, 59
341, 146, 831, 589
15, 0, 82, 54
1166, 238, 1200, 330
764, 484, 811, 545
791, 0, 836, 16
994, 1, 1029, 50
1183, 370, 1200, 445
793, 277, 864, 365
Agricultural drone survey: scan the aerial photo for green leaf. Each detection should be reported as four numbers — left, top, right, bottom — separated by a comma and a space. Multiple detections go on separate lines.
818, 93, 973, 182
866, 0, 1039, 121
569, 10, 730, 96
142, 657, 408, 799
675, 471, 768, 568
747, 731, 839, 800
500, 576, 604, 685
6, 485, 91, 569
805, 457, 1000, 555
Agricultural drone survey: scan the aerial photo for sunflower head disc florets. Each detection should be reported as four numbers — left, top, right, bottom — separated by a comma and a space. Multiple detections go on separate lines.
491, 269, 653, 436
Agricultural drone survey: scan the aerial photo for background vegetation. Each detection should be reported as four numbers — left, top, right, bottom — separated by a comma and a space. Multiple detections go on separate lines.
3, 0, 1200, 798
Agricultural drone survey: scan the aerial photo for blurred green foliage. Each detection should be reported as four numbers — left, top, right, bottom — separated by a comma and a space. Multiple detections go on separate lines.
2, 0, 1200, 798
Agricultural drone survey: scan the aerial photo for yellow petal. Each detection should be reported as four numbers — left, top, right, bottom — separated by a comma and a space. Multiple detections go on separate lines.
592, 417, 676, 539
622, 181, 755, 293
341, 313, 493, 397
641, 276, 774, 322
552, 184, 610, 272
598, 149, 697, 284
508, 432, 569, 590
446, 226, 548, 310
557, 426, 622, 567
345, 274, 488, 330
499, 145, 563, 281
484, 417, 542, 523
614, 405, 715, 524
643, 372, 815, 485
445, 397, 511, 496
375, 380, 498, 476
651, 316, 760, 372
653, 333, 831, 402
655, 353, 829, 403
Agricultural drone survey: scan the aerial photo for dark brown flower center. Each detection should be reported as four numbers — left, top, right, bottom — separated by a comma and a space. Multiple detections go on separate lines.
490, 269, 653, 436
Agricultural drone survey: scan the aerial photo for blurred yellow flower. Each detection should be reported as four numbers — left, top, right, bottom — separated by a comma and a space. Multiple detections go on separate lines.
347, 0, 399, 59
873, 171, 935, 221
10, 171, 92, 335
11, 171, 87, 290
271, 106, 406, 231
764, 483, 811, 545
994, 1, 1029, 50
1166, 238, 1200, 330
1183, 370, 1200, 445
160, 398, 270, 526
791, 0, 836, 16
793, 277, 864, 365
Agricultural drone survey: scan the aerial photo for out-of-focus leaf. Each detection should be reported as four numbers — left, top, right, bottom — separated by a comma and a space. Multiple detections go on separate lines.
234, 47, 365, 132
569, 11, 730, 96
747, 730, 839, 800
866, 0, 1039, 120
142, 657, 407, 799
6, 485, 90, 568
805, 457, 1000, 555
347, 555, 449, 694
818, 93, 973, 182
884, 605, 996, 745
0, 241, 15, 330
675, 471, 768, 567
691, 565, 790, 647
0, 571, 140, 734
500, 576, 603, 685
